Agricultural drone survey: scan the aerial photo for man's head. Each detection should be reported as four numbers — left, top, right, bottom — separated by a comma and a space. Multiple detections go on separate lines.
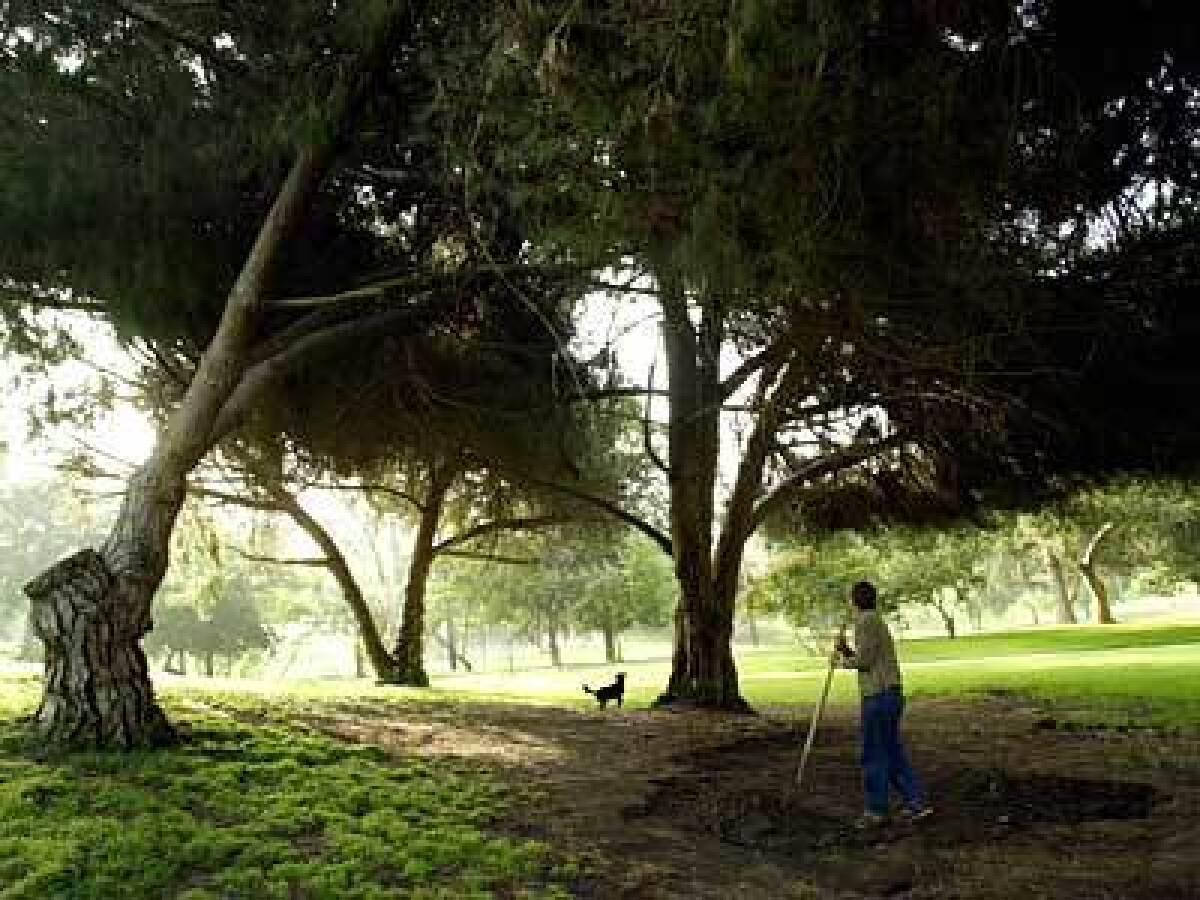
851, 580, 878, 611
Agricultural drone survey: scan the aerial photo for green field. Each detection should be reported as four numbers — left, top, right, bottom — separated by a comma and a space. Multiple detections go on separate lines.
1, 621, 1197, 899
430, 622, 1200, 725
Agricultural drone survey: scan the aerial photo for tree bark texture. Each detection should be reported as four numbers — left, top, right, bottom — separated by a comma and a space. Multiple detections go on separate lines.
25, 547, 177, 748
392, 462, 455, 686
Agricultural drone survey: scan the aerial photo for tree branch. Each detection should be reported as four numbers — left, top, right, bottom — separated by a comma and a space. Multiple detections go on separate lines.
501, 469, 672, 557
438, 550, 537, 565
642, 360, 670, 477
227, 546, 331, 568
748, 433, 908, 534
207, 304, 438, 446
432, 515, 567, 555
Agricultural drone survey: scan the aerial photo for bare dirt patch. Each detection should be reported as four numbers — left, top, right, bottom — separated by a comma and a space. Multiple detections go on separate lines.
266, 695, 1200, 899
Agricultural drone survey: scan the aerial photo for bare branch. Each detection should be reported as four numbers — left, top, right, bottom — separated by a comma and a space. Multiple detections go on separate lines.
188, 484, 281, 511
438, 550, 537, 565
502, 468, 672, 557
227, 545, 331, 568
311, 481, 426, 511
432, 515, 567, 555
719, 344, 787, 402
638, 360, 670, 478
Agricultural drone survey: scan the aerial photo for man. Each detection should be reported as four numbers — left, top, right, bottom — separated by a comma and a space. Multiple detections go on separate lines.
835, 580, 931, 828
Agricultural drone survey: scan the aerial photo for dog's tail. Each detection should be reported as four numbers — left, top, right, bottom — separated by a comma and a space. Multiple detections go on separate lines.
582, 684, 596, 695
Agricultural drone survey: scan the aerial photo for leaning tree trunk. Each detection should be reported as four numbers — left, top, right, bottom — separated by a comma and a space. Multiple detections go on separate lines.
935, 603, 957, 639
21, 3, 407, 750
1079, 522, 1117, 624
23, 149, 302, 742
392, 461, 455, 686
275, 490, 397, 682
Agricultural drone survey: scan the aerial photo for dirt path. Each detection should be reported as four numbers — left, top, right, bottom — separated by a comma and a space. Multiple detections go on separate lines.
290, 695, 1200, 899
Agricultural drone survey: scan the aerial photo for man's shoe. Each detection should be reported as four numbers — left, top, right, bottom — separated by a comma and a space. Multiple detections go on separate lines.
853, 811, 887, 829
900, 805, 933, 823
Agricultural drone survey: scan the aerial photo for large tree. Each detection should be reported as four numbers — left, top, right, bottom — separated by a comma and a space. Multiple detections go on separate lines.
491, 1, 1200, 709
2, 0, 594, 746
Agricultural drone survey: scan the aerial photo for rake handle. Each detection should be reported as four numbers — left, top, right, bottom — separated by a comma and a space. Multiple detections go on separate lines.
795, 624, 846, 788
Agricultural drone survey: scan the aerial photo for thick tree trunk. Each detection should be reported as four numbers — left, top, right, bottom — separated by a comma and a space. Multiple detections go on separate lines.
275, 490, 397, 682
654, 283, 749, 711
25, 548, 177, 748
392, 461, 455, 686
1047, 552, 1078, 624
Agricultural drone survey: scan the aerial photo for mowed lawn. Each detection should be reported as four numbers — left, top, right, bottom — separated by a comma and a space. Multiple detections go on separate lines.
0, 621, 1197, 899
438, 622, 1200, 725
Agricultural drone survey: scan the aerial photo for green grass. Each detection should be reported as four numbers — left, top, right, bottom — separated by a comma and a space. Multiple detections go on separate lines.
0, 679, 573, 900
435, 621, 1200, 726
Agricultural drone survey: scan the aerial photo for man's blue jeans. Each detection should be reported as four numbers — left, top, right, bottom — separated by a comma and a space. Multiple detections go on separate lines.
861, 687, 923, 815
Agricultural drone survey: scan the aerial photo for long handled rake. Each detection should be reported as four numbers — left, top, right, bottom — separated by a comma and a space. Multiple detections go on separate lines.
795, 622, 847, 789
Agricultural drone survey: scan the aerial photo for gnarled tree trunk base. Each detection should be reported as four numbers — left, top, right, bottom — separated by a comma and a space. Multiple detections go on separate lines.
25, 549, 177, 750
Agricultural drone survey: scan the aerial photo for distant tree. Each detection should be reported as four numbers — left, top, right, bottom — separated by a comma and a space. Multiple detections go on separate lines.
0, 477, 104, 646
146, 577, 272, 677
881, 529, 987, 639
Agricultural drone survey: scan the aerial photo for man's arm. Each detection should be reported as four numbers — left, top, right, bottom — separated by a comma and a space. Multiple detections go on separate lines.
838, 619, 882, 672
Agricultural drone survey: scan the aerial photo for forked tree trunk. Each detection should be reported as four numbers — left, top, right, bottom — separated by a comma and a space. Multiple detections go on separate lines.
392, 461, 455, 686
654, 280, 749, 711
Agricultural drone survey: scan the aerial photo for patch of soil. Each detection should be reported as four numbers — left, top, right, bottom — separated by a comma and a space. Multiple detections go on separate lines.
630, 733, 1161, 857
278, 695, 1200, 900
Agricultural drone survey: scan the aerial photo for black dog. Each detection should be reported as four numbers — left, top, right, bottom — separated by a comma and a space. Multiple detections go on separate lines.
582, 672, 626, 709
